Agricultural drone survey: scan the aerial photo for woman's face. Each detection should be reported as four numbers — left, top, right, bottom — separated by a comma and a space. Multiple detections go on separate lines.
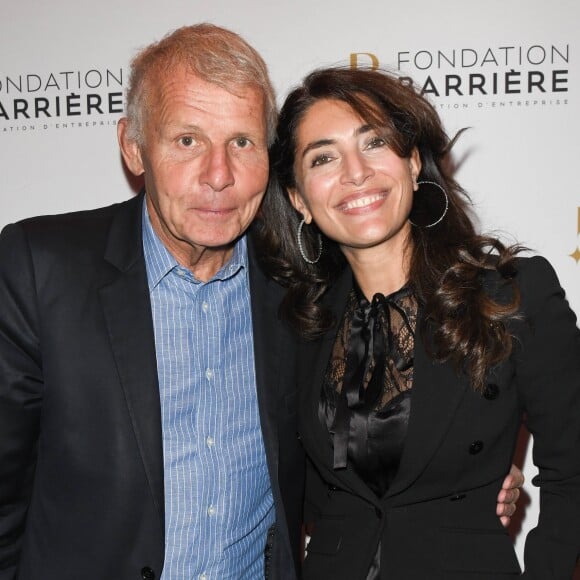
290, 98, 421, 259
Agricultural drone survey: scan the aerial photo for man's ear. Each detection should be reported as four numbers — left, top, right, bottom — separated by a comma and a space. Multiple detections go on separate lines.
117, 117, 145, 176
288, 188, 312, 224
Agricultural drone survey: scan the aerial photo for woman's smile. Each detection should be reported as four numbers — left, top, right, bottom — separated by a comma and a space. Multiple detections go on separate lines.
336, 190, 389, 213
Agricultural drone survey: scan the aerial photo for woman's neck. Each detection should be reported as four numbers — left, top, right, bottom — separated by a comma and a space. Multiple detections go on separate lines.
342, 240, 412, 301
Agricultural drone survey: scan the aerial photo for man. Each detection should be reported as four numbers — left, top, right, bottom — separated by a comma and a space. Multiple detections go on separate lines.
0, 24, 301, 580
0, 23, 521, 580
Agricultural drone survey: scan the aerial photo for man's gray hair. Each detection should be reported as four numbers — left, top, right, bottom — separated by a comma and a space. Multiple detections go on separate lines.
125, 23, 277, 145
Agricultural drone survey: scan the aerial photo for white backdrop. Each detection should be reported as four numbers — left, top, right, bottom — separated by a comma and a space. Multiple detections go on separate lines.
1, 0, 579, 573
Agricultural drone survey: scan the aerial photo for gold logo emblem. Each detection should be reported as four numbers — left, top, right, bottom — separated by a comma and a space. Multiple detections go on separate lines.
349, 53, 379, 70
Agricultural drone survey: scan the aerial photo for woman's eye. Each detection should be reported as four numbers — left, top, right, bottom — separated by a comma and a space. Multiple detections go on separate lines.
367, 137, 386, 149
180, 136, 195, 147
311, 154, 333, 167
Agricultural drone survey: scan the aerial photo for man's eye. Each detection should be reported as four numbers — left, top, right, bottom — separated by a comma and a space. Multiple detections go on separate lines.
180, 136, 194, 147
235, 137, 250, 148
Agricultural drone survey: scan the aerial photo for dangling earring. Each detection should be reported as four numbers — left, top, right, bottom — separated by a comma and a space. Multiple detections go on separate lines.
409, 180, 449, 228
297, 218, 323, 264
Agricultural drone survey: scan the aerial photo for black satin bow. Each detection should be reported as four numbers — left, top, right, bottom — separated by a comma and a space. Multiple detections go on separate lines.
330, 284, 414, 469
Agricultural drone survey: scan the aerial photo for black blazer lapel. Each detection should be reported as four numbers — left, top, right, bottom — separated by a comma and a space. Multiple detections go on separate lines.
98, 195, 165, 525
298, 266, 379, 504
387, 321, 470, 498
297, 266, 349, 472
248, 233, 297, 480
248, 234, 312, 574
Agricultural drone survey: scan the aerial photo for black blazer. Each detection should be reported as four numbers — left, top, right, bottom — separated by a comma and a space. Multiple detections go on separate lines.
298, 257, 580, 579
0, 194, 303, 580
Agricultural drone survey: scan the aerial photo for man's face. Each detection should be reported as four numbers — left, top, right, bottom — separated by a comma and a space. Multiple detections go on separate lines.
120, 68, 269, 270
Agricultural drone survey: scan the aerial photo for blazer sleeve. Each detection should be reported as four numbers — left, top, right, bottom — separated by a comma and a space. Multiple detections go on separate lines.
0, 223, 43, 578
514, 256, 580, 578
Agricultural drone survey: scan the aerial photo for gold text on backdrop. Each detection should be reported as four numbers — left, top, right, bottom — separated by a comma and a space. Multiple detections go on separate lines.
349, 53, 379, 69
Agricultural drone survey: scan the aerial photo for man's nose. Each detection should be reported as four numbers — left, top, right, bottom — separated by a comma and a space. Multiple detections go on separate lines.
200, 145, 235, 191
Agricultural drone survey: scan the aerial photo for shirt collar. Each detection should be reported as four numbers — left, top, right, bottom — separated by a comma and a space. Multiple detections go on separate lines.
142, 196, 248, 291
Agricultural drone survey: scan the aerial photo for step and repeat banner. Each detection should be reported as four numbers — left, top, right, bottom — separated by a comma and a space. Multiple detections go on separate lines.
1, 0, 578, 572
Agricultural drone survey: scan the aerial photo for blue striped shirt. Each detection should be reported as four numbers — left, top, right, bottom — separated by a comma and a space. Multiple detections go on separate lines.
142, 200, 274, 579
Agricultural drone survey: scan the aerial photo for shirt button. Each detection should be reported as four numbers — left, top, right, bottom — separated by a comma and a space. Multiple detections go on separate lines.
207, 505, 216, 516
199, 574, 208, 580
206, 436, 215, 448
205, 368, 213, 380
202, 301, 209, 313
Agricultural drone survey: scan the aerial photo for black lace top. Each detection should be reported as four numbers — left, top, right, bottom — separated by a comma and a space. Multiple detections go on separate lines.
318, 283, 417, 498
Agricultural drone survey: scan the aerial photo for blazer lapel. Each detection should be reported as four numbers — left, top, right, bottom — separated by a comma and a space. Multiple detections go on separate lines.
247, 234, 288, 476
387, 269, 516, 498
386, 320, 470, 498
98, 195, 165, 524
298, 266, 379, 504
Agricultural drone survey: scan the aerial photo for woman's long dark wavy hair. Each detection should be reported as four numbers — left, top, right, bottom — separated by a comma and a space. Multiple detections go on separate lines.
255, 67, 522, 392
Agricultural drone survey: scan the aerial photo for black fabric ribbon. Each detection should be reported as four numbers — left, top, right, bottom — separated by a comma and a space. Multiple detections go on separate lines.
330, 285, 414, 469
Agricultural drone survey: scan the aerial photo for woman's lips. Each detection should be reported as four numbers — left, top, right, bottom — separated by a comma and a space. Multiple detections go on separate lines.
336, 191, 388, 212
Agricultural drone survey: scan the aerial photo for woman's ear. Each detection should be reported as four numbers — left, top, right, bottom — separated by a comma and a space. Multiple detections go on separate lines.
409, 147, 422, 189
288, 188, 313, 224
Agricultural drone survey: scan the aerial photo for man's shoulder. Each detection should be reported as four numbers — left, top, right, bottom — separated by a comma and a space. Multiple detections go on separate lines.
15, 195, 141, 238
1, 195, 143, 266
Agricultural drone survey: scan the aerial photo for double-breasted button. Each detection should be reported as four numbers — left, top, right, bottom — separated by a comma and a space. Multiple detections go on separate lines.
469, 440, 484, 455
141, 566, 155, 580
483, 383, 499, 400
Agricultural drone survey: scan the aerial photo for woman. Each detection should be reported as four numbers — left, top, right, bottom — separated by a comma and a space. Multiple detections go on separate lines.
256, 67, 580, 579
